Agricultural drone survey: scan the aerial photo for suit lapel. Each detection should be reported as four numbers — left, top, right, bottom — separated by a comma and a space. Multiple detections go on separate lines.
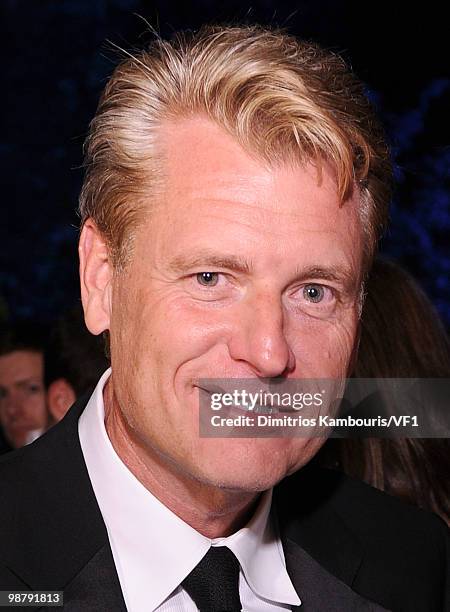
283, 538, 390, 611
274, 465, 363, 583
1, 395, 126, 610
274, 466, 391, 611
62, 544, 127, 611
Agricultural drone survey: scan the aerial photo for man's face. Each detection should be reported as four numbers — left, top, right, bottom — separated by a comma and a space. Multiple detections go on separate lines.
0, 350, 47, 448
103, 118, 363, 492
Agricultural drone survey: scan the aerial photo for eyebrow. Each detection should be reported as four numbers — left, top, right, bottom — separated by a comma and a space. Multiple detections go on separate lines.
294, 265, 358, 289
167, 250, 253, 275
15, 379, 41, 388
167, 251, 358, 290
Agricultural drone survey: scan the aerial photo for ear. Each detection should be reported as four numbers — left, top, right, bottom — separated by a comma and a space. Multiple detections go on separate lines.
79, 219, 112, 335
47, 378, 77, 422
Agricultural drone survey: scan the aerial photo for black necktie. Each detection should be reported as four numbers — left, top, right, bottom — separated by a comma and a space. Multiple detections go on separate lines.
182, 546, 242, 611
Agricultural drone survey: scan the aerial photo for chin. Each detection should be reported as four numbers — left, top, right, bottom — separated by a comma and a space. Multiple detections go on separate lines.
200, 470, 283, 494
193, 437, 316, 493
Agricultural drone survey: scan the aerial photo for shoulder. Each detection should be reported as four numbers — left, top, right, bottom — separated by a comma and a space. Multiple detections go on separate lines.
0, 394, 108, 590
277, 464, 448, 552
275, 465, 449, 610
0, 391, 92, 514
0, 394, 86, 490
278, 462, 447, 524
0, 396, 87, 541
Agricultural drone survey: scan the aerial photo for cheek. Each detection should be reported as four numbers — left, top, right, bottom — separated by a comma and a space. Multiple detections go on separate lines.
324, 317, 359, 373
289, 314, 358, 376
28, 394, 47, 421
139, 298, 231, 374
110, 287, 222, 415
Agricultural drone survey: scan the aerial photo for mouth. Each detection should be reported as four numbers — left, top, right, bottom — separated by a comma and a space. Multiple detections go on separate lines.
195, 384, 225, 394
195, 385, 279, 415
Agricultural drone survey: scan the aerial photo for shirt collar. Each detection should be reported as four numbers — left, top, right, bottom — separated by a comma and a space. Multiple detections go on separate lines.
79, 369, 300, 610
213, 489, 300, 605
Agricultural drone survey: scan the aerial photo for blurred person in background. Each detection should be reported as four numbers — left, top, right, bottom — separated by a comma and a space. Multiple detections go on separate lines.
317, 257, 450, 523
0, 322, 49, 451
45, 304, 109, 423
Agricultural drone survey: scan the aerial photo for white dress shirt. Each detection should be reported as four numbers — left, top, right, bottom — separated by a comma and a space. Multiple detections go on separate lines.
79, 369, 301, 611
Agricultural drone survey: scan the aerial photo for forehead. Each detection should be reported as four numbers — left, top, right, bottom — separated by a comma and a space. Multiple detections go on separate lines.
161, 117, 332, 205
137, 116, 363, 279
0, 350, 43, 385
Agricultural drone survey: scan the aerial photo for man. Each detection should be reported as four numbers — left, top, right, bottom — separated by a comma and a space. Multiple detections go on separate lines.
0, 25, 448, 611
0, 323, 48, 451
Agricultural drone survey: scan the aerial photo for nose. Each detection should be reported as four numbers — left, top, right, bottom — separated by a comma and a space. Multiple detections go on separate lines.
2, 393, 23, 420
228, 291, 295, 378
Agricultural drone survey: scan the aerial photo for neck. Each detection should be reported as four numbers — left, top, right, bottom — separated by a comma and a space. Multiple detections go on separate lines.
103, 380, 260, 538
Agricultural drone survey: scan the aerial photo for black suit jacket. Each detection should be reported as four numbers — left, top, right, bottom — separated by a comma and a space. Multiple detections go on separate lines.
0, 395, 448, 612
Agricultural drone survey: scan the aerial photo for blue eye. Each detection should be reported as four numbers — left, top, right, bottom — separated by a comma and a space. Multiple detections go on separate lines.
197, 272, 219, 287
303, 284, 324, 303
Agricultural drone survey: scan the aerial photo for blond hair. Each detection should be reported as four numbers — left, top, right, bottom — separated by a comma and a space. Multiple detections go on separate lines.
79, 25, 392, 270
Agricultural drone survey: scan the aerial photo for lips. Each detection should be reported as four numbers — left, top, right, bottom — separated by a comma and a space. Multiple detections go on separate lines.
196, 384, 225, 395
195, 385, 279, 414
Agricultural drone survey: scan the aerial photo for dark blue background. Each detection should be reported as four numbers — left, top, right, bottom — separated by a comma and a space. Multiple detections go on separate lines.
1, 0, 449, 327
